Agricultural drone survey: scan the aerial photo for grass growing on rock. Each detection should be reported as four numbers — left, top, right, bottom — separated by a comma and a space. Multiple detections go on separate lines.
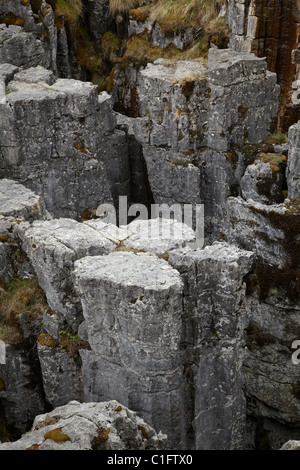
0, 275, 51, 345
147, 0, 227, 35
109, 0, 138, 15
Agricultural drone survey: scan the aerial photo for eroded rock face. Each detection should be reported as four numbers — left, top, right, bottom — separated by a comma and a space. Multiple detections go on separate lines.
287, 120, 300, 198
0, 400, 167, 450
0, 75, 114, 219
226, 195, 300, 448
226, 0, 300, 132
132, 48, 279, 240
0, 0, 57, 72
73, 251, 186, 449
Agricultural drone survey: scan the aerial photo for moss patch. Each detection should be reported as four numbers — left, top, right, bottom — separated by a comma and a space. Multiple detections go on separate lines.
44, 428, 71, 444
0, 275, 51, 345
0, 13, 25, 26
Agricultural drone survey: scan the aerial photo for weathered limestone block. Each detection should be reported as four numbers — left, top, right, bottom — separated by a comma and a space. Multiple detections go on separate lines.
0, 179, 47, 284
281, 440, 300, 450
122, 218, 196, 255
0, 63, 19, 84
84, 0, 111, 48
13, 66, 55, 85
142, 145, 201, 206
133, 49, 279, 240
0, 0, 57, 72
287, 120, 300, 198
0, 78, 114, 219
0, 178, 46, 221
241, 154, 287, 204
0, 344, 47, 437
226, 195, 300, 448
138, 59, 209, 152
206, 48, 279, 152
0, 400, 167, 450
15, 218, 116, 329
226, 0, 300, 131
226, 196, 299, 270
169, 242, 254, 450
37, 341, 84, 408
73, 251, 185, 449
0, 25, 48, 69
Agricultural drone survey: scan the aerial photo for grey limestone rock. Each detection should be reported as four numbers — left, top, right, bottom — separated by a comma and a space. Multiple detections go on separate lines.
287, 120, 300, 198
0, 344, 47, 437
169, 242, 254, 450
281, 440, 300, 450
0, 77, 114, 220
73, 251, 185, 449
15, 218, 116, 329
122, 217, 196, 255
0, 178, 46, 221
132, 49, 279, 240
37, 341, 85, 408
0, 0, 57, 72
0, 400, 167, 450
13, 66, 55, 85
240, 157, 286, 205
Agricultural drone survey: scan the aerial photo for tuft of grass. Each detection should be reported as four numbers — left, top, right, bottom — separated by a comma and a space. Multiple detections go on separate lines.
264, 131, 288, 145
148, 0, 227, 34
54, 0, 83, 31
101, 30, 121, 63
0, 275, 50, 344
109, 0, 138, 15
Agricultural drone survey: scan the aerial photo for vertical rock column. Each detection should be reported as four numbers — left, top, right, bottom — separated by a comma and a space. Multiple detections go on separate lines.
287, 120, 300, 199
73, 251, 186, 449
169, 242, 254, 449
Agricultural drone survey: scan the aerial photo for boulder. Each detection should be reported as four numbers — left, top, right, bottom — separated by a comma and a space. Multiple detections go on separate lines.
0, 400, 167, 450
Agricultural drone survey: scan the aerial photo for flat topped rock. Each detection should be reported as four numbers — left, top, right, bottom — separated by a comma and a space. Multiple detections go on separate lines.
206, 48, 269, 85
123, 218, 196, 254
74, 251, 183, 291
50, 78, 97, 96
13, 65, 55, 85
20, 218, 116, 256
5, 77, 97, 103
141, 58, 206, 83
0, 178, 45, 220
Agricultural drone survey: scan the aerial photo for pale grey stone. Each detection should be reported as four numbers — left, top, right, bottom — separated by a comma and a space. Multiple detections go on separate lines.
287, 120, 300, 198
73, 251, 185, 449
0, 400, 167, 450
0, 178, 46, 221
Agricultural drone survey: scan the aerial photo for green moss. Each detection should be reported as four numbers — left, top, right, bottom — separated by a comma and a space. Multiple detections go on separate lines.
0, 275, 50, 345
58, 327, 90, 355
101, 30, 121, 63
264, 131, 288, 145
92, 427, 111, 449
138, 425, 148, 439
35, 415, 59, 430
38, 333, 55, 347
44, 428, 71, 444
26, 443, 40, 450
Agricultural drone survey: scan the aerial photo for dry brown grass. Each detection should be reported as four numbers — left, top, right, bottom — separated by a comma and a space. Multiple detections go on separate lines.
0, 275, 50, 344
109, 0, 138, 15
55, 0, 83, 28
148, 0, 227, 33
